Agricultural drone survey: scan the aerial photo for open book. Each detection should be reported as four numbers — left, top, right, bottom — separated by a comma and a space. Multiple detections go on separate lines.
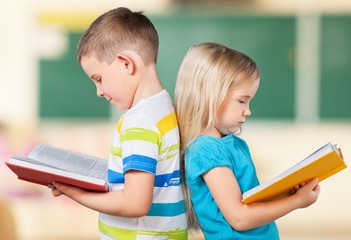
6, 144, 109, 192
242, 142, 346, 204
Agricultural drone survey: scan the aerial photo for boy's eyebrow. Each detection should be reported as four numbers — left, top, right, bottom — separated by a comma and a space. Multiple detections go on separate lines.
90, 74, 99, 80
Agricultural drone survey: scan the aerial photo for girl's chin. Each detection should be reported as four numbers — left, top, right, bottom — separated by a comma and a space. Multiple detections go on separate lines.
221, 129, 240, 136
229, 127, 241, 135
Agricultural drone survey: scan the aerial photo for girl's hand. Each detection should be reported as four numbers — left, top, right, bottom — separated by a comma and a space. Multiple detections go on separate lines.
290, 180, 309, 194
292, 178, 320, 208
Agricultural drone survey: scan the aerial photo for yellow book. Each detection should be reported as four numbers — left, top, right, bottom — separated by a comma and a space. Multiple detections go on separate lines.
242, 142, 346, 204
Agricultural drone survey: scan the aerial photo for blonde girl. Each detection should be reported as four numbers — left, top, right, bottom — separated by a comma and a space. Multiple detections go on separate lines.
175, 42, 320, 239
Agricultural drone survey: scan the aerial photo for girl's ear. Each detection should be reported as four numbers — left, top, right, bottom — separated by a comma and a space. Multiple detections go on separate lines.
116, 53, 135, 75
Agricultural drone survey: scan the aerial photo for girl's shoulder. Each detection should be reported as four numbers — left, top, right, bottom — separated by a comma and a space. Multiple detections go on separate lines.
191, 134, 248, 149
186, 135, 251, 161
185, 137, 231, 179
188, 135, 225, 153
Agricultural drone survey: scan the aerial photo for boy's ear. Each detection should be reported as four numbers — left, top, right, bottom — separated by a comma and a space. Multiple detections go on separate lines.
116, 53, 135, 75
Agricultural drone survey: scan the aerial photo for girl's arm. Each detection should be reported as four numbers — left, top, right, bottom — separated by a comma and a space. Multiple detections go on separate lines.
50, 170, 154, 217
203, 166, 320, 231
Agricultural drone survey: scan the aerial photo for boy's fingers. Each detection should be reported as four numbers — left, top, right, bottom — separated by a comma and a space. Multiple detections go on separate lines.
53, 181, 63, 190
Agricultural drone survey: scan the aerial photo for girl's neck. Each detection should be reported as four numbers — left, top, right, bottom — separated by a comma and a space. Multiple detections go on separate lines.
202, 125, 223, 138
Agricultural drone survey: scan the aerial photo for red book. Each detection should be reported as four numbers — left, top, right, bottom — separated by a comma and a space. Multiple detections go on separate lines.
6, 144, 109, 192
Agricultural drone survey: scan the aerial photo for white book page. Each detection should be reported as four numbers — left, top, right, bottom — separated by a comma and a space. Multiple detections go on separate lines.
24, 144, 108, 181
9, 157, 107, 186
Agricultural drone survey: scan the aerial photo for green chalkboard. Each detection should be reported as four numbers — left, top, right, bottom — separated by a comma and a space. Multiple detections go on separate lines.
152, 14, 296, 119
39, 33, 110, 119
39, 14, 296, 119
320, 15, 351, 119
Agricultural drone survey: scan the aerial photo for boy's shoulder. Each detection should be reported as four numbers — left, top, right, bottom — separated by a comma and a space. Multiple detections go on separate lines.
130, 89, 172, 112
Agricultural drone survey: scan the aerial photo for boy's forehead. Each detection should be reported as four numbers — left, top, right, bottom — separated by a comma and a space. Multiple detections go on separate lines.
80, 55, 105, 76
81, 54, 98, 63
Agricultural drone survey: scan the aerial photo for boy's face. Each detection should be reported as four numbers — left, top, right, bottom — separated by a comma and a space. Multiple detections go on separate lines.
80, 55, 138, 110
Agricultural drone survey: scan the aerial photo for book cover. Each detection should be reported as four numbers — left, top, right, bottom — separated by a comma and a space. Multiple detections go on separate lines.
242, 142, 346, 204
5, 144, 109, 192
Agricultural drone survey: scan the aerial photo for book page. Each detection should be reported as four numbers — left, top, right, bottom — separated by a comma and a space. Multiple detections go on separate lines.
25, 144, 108, 180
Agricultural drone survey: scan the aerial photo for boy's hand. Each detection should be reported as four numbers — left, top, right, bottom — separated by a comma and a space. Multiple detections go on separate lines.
48, 182, 86, 199
292, 178, 320, 208
48, 182, 63, 197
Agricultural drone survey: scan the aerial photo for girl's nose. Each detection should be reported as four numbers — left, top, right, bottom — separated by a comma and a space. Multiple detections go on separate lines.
244, 106, 251, 117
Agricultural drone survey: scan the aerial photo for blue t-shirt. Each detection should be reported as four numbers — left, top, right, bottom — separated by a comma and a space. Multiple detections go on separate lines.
185, 134, 280, 240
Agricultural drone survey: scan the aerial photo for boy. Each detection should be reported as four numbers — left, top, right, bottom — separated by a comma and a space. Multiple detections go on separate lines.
49, 7, 188, 239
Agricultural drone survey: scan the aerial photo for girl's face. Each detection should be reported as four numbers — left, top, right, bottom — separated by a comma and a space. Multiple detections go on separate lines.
208, 82, 259, 138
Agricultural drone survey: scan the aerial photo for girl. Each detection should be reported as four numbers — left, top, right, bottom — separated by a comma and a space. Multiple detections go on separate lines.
175, 42, 320, 239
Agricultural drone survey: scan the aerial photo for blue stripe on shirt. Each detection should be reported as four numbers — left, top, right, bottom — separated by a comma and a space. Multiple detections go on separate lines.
147, 200, 186, 217
123, 154, 157, 174
108, 169, 124, 183
108, 169, 182, 187
155, 170, 181, 187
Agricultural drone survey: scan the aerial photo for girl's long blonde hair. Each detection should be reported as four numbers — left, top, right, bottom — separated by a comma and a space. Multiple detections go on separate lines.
174, 42, 260, 229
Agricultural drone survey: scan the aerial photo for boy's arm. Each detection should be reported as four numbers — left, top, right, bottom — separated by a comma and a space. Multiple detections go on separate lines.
50, 170, 154, 217
203, 166, 320, 231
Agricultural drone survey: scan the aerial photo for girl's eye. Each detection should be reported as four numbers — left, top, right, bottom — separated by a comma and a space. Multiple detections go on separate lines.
239, 100, 246, 104
96, 78, 102, 83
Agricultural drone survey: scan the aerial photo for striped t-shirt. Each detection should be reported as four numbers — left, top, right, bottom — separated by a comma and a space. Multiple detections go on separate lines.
99, 90, 188, 240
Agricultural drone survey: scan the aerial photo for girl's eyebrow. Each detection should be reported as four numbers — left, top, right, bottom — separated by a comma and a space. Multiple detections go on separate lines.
240, 95, 252, 99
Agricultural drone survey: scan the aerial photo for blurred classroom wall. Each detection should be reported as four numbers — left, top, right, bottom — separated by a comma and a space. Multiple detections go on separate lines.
1, 1, 351, 240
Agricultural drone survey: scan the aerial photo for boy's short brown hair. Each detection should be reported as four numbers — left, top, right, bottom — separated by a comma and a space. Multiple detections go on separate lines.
77, 7, 159, 65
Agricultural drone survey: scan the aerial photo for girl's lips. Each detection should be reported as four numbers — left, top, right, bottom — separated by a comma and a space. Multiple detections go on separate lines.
238, 122, 245, 126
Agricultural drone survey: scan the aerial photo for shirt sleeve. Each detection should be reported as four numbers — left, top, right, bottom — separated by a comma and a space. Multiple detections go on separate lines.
120, 114, 161, 175
185, 138, 232, 182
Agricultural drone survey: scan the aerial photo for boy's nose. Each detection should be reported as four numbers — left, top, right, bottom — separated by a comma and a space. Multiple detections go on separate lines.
97, 88, 104, 97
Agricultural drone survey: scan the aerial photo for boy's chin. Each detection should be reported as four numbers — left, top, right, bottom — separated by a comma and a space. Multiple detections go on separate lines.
112, 102, 129, 111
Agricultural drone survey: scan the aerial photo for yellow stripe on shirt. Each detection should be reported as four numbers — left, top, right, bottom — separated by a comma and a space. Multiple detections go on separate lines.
156, 112, 178, 137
